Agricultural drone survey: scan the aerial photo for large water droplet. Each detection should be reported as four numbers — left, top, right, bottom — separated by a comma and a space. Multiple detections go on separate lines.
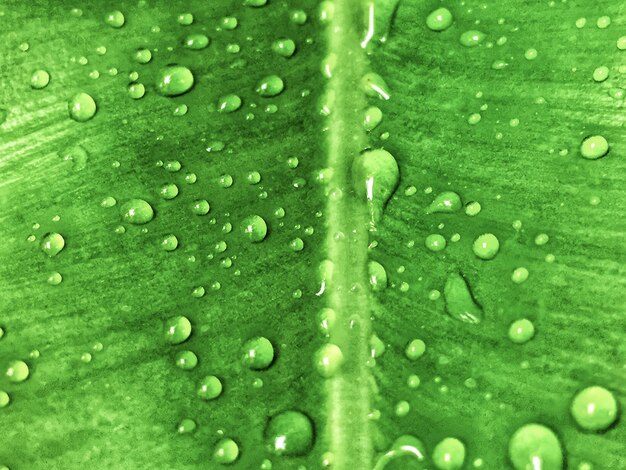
256, 75, 284, 97
432, 437, 466, 470
472, 233, 500, 260
5, 360, 29, 383
156, 65, 194, 96
197, 375, 222, 400
580, 135, 609, 159
213, 438, 239, 464
41, 232, 65, 257
426, 7, 453, 31
241, 215, 268, 242
368, 260, 388, 291
426, 191, 462, 214
314, 343, 343, 377
444, 272, 483, 324
352, 149, 399, 224
120, 199, 154, 224
508, 423, 563, 470
242, 337, 274, 370
265, 411, 314, 456
570, 386, 618, 431
164, 315, 192, 344
68, 93, 97, 122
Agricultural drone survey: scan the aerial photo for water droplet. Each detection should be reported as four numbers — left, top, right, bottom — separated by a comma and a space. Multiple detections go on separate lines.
290, 238, 304, 251
361, 72, 390, 100
580, 135, 609, 159
265, 411, 314, 456
596, 16, 611, 29
214, 438, 239, 464
164, 316, 192, 344
0, 390, 10, 408
218, 94, 242, 113
370, 334, 386, 358
68, 93, 97, 122
128, 83, 146, 100
511, 267, 529, 284
426, 191, 462, 214
184, 34, 210, 50
191, 200, 210, 215
444, 272, 483, 324
220, 16, 238, 30
256, 75, 284, 97
364, 106, 383, 131
368, 260, 388, 291
427, 7, 453, 32
524, 48, 538, 60
177, 418, 196, 434
508, 319, 535, 344
41, 232, 65, 256
241, 215, 267, 242
5, 360, 29, 383
314, 343, 344, 377
508, 423, 563, 470
290, 9, 307, 24
156, 65, 194, 96
425, 234, 446, 252
319, 1, 335, 24
175, 350, 198, 370
104, 10, 125, 28
352, 149, 399, 224
617, 36, 626, 50
161, 234, 179, 251
592, 66, 609, 82
272, 39, 296, 58
317, 308, 336, 336
159, 183, 179, 200
197, 375, 223, 400
405, 339, 426, 360
430, 437, 465, 470
460, 30, 485, 47
120, 199, 154, 224
31, 70, 50, 89
570, 386, 618, 431
468, 113, 481, 125
242, 337, 274, 370
472, 233, 499, 260
177, 13, 194, 25
47, 272, 63, 285
373, 435, 426, 470
465, 201, 481, 216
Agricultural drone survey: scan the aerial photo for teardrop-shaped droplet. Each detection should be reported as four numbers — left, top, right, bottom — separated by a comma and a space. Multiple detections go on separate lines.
426, 191, 462, 214
444, 272, 483, 324
352, 149, 399, 224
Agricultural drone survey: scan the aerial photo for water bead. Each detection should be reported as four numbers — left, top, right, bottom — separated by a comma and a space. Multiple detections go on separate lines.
465, 201, 481, 216
472, 233, 500, 260
246, 171, 261, 184
104, 10, 125, 28
5, 360, 29, 383
68, 93, 97, 122
164, 315, 192, 344
432, 437, 466, 470
617, 36, 626, 50
426, 191, 462, 214
256, 75, 284, 97
364, 106, 383, 131
444, 272, 483, 324
241, 215, 268, 242
120, 199, 154, 224
511, 267, 529, 284
425, 234, 446, 252
191, 200, 210, 215
314, 343, 344, 377
460, 30, 485, 47
31, 70, 50, 89
570, 386, 618, 431
184, 34, 210, 50
177, 13, 193, 25
220, 16, 238, 30
175, 350, 198, 370
290, 238, 304, 251
197, 375, 223, 400
405, 339, 426, 360
468, 113, 481, 125
508, 319, 535, 344
580, 135, 609, 159
290, 10, 307, 25
272, 39, 295, 58
508, 423, 563, 470
41, 232, 65, 256
524, 48, 538, 60
360, 72, 390, 100
242, 337, 274, 370
161, 234, 178, 251
592, 66, 609, 82
177, 418, 196, 434
427, 7, 453, 32
47, 272, 63, 285
156, 65, 194, 96
128, 83, 145, 99
352, 149, 399, 223
265, 411, 314, 456
596, 16, 610, 29
0, 390, 9, 408
214, 438, 239, 464
368, 260, 388, 291
218, 94, 242, 113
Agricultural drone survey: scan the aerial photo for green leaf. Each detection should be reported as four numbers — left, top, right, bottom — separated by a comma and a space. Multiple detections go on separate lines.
0, 1, 624, 469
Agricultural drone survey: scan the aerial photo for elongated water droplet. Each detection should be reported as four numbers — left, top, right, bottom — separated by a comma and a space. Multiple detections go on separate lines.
352, 149, 399, 224
361, 72, 390, 100
265, 411, 314, 456
184, 34, 210, 50
120, 199, 154, 224
156, 65, 194, 96
508, 424, 563, 470
368, 260, 388, 291
444, 272, 483, 324
256, 75, 284, 97
217, 94, 242, 112
426, 191, 462, 214
580, 135, 609, 159
460, 30, 485, 47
